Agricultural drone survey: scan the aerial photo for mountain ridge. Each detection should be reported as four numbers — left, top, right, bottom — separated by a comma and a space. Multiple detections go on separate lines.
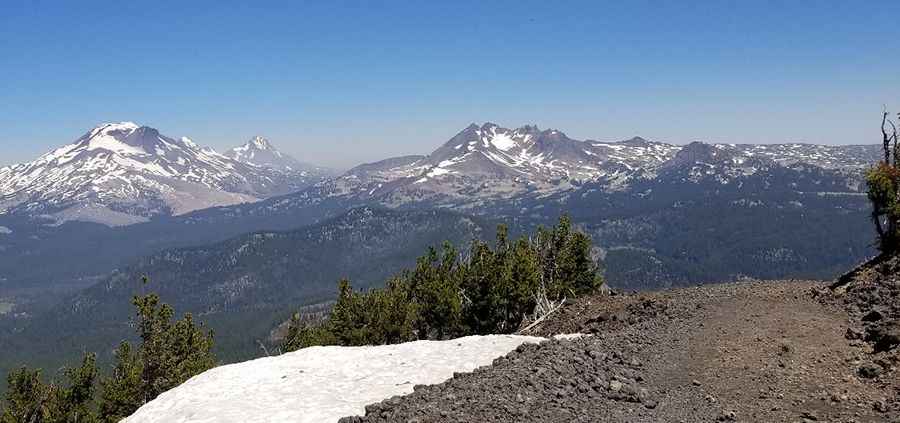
0, 123, 331, 226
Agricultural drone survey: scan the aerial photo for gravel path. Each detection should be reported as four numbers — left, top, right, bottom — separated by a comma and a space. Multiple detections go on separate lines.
341, 281, 897, 422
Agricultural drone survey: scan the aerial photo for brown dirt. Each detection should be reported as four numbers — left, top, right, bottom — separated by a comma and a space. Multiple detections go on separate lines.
343, 280, 898, 422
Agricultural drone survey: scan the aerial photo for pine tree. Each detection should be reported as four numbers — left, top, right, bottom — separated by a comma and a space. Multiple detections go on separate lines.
98, 277, 215, 421
1, 353, 99, 423
98, 343, 142, 422
329, 279, 368, 345
56, 354, 99, 423
370, 277, 416, 344
503, 237, 540, 330
460, 240, 497, 334
2, 367, 50, 423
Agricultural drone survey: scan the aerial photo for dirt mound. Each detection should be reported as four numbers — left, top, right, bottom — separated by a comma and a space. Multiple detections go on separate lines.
823, 253, 900, 412
830, 253, 900, 324
343, 281, 897, 422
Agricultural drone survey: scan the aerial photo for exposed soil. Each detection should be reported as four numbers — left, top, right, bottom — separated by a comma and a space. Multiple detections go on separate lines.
341, 280, 898, 422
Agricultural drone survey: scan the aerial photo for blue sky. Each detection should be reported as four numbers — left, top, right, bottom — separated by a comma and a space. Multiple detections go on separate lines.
2, 1, 899, 169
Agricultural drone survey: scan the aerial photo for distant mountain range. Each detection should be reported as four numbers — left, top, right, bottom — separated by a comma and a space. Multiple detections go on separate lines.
0, 122, 879, 296
195, 123, 876, 223
0, 122, 879, 227
0, 123, 333, 226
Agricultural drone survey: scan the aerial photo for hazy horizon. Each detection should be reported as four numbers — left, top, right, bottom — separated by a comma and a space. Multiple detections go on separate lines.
3, 1, 899, 169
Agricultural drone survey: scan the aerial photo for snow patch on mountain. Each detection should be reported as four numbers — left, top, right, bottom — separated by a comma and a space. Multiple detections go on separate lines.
123, 335, 545, 423
719, 143, 881, 170
0, 226, 11, 235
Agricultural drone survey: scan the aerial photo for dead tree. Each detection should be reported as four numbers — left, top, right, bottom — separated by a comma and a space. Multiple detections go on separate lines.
882, 110, 898, 165
872, 111, 900, 251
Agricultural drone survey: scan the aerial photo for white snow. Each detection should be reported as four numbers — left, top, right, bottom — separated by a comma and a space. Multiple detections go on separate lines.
124, 335, 545, 423
426, 167, 451, 177
85, 136, 146, 156
180, 137, 198, 148
88, 122, 139, 138
0, 226, 11, 235
489, 133, 517, 151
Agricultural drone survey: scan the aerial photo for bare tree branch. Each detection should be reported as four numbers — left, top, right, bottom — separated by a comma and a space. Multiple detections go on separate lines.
882, 110, 892, 163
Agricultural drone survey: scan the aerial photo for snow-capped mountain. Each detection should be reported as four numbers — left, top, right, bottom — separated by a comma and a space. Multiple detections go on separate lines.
299, 123, 876, 212
0, 123, 324, 226
225, 136, 328, 174
210, 122, 878, 222
312, 123, 680, 210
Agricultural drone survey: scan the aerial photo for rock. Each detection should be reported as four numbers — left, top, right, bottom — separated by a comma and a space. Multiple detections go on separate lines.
716, 410, 737, 421
800, 410, 818, 420
866, 320, 900, 352
845, 327, 864, 340
857, 363, 883, 379
609, 380, 624, 392
862, 309, 883, 322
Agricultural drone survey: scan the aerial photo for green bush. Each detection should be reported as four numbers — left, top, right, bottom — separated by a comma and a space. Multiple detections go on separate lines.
867, 162, 900, 251
99, 284, 216, 421
1, 354, 98, 423
283, 215, 605, 351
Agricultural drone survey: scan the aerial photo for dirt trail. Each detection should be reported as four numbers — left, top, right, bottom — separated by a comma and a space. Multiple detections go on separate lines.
343, 281, 896, 422
672, 284, 889, 422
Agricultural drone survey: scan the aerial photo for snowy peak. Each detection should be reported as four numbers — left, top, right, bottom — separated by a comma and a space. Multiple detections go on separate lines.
0, 123, 323, 226
226, 136, 312, 172
250, 135, 275, 150
416, 123, 671, 190
76, 123, 181, 155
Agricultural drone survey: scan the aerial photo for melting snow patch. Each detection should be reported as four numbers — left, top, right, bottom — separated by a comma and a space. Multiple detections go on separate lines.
489, 133, 517, 151
426, 167, 451, 178
123, 334, 545, 423
0, 226, 10, 235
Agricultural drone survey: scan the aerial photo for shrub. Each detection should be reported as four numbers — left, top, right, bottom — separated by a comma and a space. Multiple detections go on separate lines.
99, 281, 216, 421
283, 215, 605, 351
1, 353, 98, 423
868, 111, 900, 252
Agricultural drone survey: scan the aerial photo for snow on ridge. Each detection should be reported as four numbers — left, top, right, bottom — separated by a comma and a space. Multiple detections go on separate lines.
88, 121, 140, 138
123, 335, 545, 423
180, 136, 199, 148
489, 132, 517, 151
85, 134, 147, 155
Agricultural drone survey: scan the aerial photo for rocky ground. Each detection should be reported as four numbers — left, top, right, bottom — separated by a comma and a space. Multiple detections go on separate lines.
341, 278, 899, 422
